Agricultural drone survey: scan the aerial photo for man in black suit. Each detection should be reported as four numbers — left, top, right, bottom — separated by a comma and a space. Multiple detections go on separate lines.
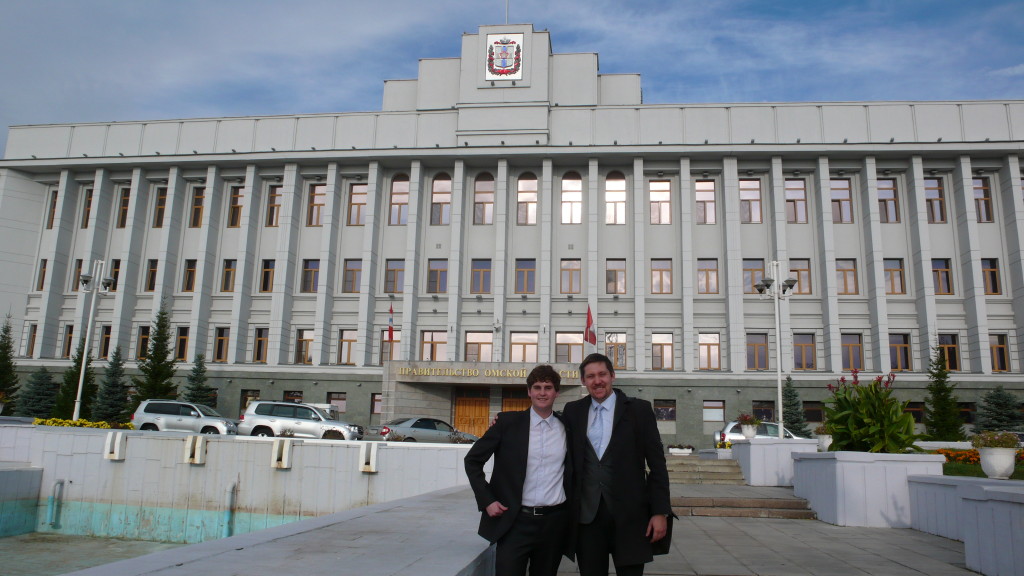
564, 353, 672, 576
464, 365, 572, 576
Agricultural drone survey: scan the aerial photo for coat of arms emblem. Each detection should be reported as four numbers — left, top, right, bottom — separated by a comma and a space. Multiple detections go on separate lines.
485, 33, 524, 81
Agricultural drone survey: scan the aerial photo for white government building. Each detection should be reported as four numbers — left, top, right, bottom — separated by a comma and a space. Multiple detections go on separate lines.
1, 24, 1022, 445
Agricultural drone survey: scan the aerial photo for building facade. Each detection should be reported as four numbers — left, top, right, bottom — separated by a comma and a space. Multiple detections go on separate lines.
1, 24, 1022, 446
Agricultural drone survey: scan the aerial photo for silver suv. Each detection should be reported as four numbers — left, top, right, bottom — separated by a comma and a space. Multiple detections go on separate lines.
132, 400, 238, 435
238, 401, 363, 440
714, 421, 806, 444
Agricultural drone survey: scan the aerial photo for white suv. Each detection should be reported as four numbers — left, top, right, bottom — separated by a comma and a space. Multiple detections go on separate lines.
714, 421, 806, 444
132, 400, 238, 435
238, 401, 363, 440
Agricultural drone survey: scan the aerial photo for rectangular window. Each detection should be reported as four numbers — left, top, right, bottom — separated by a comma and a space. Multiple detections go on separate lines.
925, 178, 945, 224
420, 330, 447, 361
182, 259, 197, 292
62, 325, 75, 359
27, 324, 38, 357
36, 259, 47, 291
473, 175, 495, 225
515, 259, 536, 294
307, 183, 326, 226
982, 258, 1000, 295
743, 258, 765, 294
137, 326, 150, 360
327, 391, 347, 413
227, 185, 243, 228
695, 180, 716, 224
153, 186, 167, 228
698, 333, 721, 370
72, 259, 83, 292
509, 332, 539, 363
739, 179, 762, 223
560, 176, 582, 225
283, 390, 303, 404
747, 334, 768, 370
265, 184, 281, 227
253, 327, 269, 363
385, 259, 405, 293
831, 178, 853, 223
877, 178, 900, 223
214, 327, 230, 363
652, 333, 673, 370
381, 329, 400, 364
890, 333, 911, 371
116, 188, 130, 228
189, 187, 205, 228
786, 179, 808, 223
649, 180, 671, 224
109, 259, 121, 292
342, 259, 362, 293
938, 333, 960, 371
703, 400, 725, 423
974, 177, 993, 223
145, 259, 158, 292
654, 400, 676, 421
390, 177, 409, 225
240, 390, 260, 411
790, 258, 811, 295
371, 393, 383, 415
555, 333, 585, 364
803, 401, 825, 423
793, 334, 816, 370
465, 332, 493, 362
561, 259, 581, 294
175, 327, 189, 361
300, 259, 320, 293
47, 189, 58, 229
338, 329, 356, 365
932, 258, 953, 295
605, 333, 627, 370
836, 259, 858, 295
753, 401, 776, 423
884, 258, 906, 295
606, 259, 626, 294
100, 326, 112, 359
82, 188, 94, 228
605, 174, 626, 225
260, 260, 275, 293
841, 333, 863, 371
427, 259, 448, 294
471, 259, 492, 294
651, 259, 672, 294
517, 175, 538, 225
697, 259, 718, 294
221, 259, 236, 292
431, 175, 452, 225
348, 183, 367, 226
990, 334, 1009, 372
295, 328, 313, 364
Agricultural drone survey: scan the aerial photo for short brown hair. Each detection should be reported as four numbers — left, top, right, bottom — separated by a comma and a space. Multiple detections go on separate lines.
527, 364, 561, 391
579, 352, 615, 377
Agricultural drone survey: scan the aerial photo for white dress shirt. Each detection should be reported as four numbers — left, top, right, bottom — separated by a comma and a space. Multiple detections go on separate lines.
589, 391, 616, 459
521, 408, 567, 507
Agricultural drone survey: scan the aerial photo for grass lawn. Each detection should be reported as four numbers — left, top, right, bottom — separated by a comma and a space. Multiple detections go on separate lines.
943, 461, 1024, 480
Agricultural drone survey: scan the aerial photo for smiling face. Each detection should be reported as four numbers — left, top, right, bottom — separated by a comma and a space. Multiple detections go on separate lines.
581, 360, 615, 402
528, 380, 559, 416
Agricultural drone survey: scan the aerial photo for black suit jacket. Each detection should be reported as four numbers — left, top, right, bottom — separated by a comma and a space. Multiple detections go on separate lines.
564, 389, 671, 566
464, 409, 573, 554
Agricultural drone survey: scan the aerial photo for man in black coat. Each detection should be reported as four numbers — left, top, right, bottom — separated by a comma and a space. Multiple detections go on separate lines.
464, 365, 572, 576
563, 353, 672, 576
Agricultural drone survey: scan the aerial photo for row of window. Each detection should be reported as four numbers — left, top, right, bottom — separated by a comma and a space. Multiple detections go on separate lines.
695, 399, 981, 426
46, 174, 1019, 233
38, 255, 1007, 298
31, 323, 1013, 374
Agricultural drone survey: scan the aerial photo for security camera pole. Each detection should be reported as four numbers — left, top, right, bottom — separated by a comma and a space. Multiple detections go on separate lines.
73, 259, 109, 421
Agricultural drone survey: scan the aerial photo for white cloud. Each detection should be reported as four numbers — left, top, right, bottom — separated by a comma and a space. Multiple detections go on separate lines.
989, 64, 1024, 77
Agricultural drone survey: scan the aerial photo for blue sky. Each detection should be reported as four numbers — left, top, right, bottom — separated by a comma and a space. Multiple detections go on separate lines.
2, 0, 1022, 155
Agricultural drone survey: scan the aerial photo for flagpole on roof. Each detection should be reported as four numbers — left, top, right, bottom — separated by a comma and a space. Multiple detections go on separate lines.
505, 0, 509, 24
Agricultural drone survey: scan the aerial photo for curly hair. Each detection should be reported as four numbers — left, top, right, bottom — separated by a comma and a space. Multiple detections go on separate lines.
526, 364, 561, 391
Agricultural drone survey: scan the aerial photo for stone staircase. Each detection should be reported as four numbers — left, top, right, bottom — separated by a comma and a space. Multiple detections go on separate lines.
667, 455, 746, 485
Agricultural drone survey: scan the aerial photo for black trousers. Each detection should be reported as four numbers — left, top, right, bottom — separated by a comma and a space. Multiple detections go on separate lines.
576, 500, 644, 576
495, 508, 570, 576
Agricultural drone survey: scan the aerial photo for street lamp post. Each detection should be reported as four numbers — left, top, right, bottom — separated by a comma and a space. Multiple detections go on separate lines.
755, 260, 797, 439
74, 260, 113, 421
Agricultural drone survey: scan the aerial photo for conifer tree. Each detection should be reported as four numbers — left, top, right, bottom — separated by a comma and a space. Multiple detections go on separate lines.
92, 345, 131, 423
975, 385, 1024, 432
182, 354, 217, 408
923, 346, 965, 440
782, 375, 812, 437
53, 340, 95, 420
132, 303, 178, 406
0, 314, 19, 414
13, 366, 57, 418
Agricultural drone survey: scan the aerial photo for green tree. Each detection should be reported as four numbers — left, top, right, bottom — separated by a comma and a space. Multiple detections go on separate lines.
13, 366, 57, 418
974, 385, 1023, 432
92, 345, 131, 423
53, 340, 95, 420
131, 302, 178, 406
923, 347, 965, 440
782, 375, 812, 437
0, 314, 19, 414
182, 354, 217, 408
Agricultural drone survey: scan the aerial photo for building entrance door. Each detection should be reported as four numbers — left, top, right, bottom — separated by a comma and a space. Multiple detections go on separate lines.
502, 398, 531, 412
454, 396, 490, 438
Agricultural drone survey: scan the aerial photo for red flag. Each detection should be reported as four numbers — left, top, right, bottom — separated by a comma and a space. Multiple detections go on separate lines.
388, 304, 394, 342
584, 305, 597, 345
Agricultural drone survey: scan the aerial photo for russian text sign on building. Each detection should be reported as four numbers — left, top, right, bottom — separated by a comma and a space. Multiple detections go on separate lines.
484, 33, 523, 81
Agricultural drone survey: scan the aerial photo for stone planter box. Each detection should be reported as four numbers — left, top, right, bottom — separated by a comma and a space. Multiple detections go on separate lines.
908, 474, 1022, 541
698, 448, 732, 460
731, 438, 818, 486
668, 448, 693, 456
792, 451, 944, 527
962, 482, 1024, 576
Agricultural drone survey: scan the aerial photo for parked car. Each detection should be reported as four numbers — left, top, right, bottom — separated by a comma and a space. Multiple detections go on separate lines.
132, 400, 238, 435
366, 417, 478, 443
714, 421, 806, 444
237, 400, 363, 440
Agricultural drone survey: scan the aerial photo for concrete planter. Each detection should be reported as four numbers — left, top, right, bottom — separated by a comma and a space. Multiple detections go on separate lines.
816, 434, 832, 452
698, 448, 732, 460
740, 425, 756, 439
979, 447, 1017, 480
792, 451, 944, 527
732, 438, 818, 486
